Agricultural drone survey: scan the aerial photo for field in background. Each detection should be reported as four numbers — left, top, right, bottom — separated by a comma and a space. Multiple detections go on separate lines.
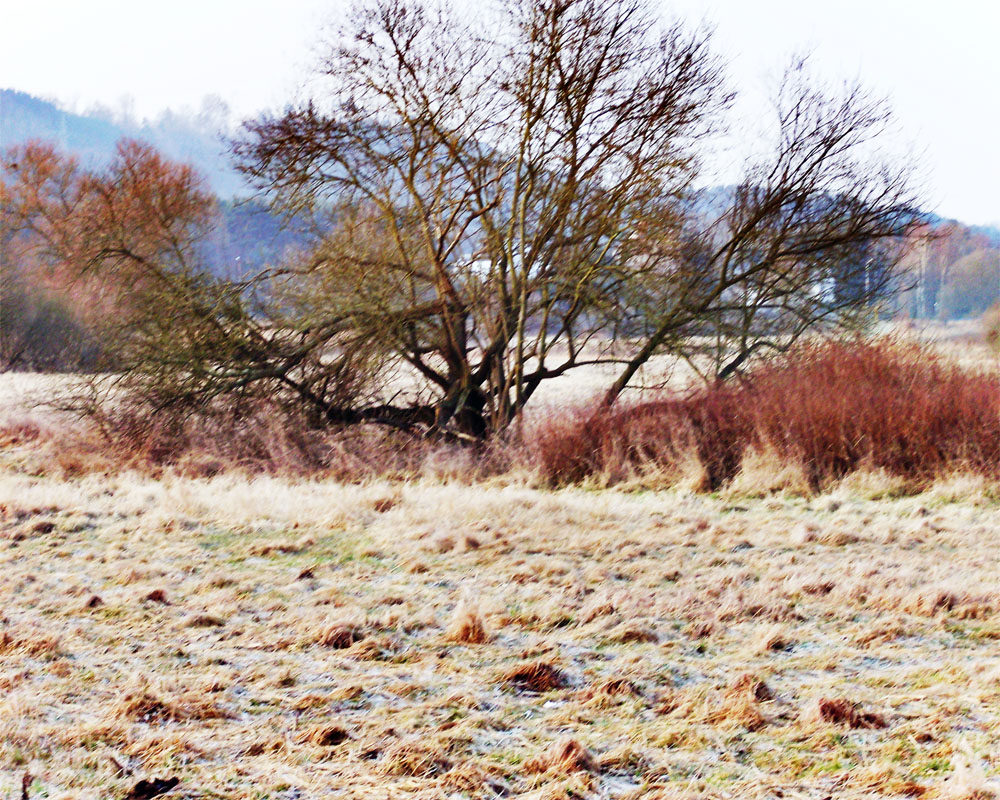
2, 323, 1000, 799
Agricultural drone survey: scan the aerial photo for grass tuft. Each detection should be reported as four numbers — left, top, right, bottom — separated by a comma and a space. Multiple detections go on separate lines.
500, 661, 569, 693
525, 738, 597, 775
807, 697, 888, 729
445, 592, 489, 644
315, 623, 365, 649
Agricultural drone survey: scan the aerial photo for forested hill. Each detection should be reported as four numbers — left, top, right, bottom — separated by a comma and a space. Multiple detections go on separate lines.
1, 89, 313, 275
0, 89, 247, 198
4, 89, 999, 318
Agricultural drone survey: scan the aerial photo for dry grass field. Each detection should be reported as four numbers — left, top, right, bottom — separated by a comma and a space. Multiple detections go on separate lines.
2, 327, 1000, 799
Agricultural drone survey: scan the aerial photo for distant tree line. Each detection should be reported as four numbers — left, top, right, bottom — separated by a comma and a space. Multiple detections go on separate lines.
895, 222, 1000, 320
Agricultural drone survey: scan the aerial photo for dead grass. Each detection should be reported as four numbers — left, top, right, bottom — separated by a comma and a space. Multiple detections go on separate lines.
2, 338, 1000, 798
299, 723, 351, 747
112, 685, 229, 724
445, 591, 489, 644
1, 467, 999, 797
578, 677, 645, 708
378, 739, 452, 777
526, 738, 597, 775
500, 661, 570, 693
0, 625, 62, 658
313, 622, 365, 648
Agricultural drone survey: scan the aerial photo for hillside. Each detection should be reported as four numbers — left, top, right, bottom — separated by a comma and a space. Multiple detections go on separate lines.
4, 88, 999, 319
0, 89, 247, 198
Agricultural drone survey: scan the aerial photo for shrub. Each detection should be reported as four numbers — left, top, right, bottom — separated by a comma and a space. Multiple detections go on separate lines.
533, 339, 1000, 490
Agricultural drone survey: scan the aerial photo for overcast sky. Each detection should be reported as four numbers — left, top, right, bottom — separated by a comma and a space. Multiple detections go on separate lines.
2, 0, 997, 225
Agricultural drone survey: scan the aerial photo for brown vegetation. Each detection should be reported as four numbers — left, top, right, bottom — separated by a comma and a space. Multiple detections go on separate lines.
534, 338, 1000, 489
526, 738, 597, 775
445, 593, 489, 644
500, 662, 570, 693
808, 697, 888, 729
113, 686, 229, 724
315, 623, 365, 649
5, 338, 997, 499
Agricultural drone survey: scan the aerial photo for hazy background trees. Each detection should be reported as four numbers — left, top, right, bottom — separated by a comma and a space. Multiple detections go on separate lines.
2, 140, 225, 377
894, 222, 1000, 320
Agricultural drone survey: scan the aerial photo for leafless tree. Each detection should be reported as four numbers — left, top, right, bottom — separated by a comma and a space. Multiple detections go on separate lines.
235, 0, 730, 436
607, 59, 922, 391
4, 0, 922, 441
232, 0, 921, 437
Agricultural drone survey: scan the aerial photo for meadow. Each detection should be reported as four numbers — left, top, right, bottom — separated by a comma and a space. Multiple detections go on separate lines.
2, 326, 1000, 799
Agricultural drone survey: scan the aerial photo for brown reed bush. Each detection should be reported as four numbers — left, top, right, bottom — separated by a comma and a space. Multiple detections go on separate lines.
94, 398, 430, 478
445, 594, 489, 644
533, 338, 1000, 490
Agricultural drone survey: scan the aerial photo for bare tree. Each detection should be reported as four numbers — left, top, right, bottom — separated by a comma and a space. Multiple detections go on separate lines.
607, 59, 922, 390
233, 0, 921, 436
235, 0, 729, 437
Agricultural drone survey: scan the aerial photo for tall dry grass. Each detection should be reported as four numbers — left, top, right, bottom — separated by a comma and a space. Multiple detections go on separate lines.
0, 392, 502, 480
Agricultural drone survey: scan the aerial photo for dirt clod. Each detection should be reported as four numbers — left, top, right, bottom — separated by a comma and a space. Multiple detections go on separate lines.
125, 776, 179, 800
303, 724, 351, 747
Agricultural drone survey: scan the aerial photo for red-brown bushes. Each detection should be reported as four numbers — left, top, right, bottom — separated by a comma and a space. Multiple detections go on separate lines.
531, 394, 740, 487
740, 338, 1000, 486
15, 338, 1000, 489
533, 339, 1000, 490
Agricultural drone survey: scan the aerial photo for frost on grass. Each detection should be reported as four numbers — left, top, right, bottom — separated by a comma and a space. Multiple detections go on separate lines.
1, 445, 1000, 797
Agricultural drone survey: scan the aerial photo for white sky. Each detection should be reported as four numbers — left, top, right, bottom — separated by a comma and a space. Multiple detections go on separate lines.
2, 0, 997, 225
